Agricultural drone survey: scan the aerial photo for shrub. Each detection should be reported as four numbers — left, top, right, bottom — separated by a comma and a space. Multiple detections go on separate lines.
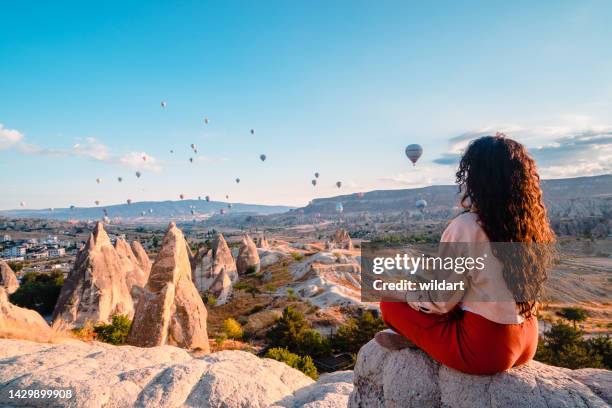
286, 288, 298, 301
223, 318, 244, 339
10, 270, 64, 315
202, 294, 217, 307
267, 306, 329, 357
245, 265, 259, 275
249, 304, 265, 314
332, 310, 386, 353
291, 252, 304, 261
535, 321, 610, 369
93, 314, 131, 345
265, 347, 318, 379
263, 284, 277, 292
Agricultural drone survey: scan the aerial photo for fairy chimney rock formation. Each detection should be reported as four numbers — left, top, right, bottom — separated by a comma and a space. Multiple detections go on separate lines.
127, 222, 210, 351
208, 268, 233, 306
328, 228, 353, 250
256, 234, 270, 249
52, 222, 134, 327
114, 238, 151, 294
0, 260, 19, 294
236, 234, 261, 275
192, 233, 238, 292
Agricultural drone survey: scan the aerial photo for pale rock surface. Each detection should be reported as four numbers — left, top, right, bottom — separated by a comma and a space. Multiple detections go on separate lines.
349, 338, 612, 408
208, 268, 232, 306
326, 229, 353, 250
114, 238, 151, 294
0, 339, 350, 408
0, 260, 19, 294
127, 222, 209, 351
192, 233, 238, 292
256, 233, 270, 249
52, 222, 134, 327
288, 252, 362, 308
236, 234, 261, 275
0, 288, 51, 336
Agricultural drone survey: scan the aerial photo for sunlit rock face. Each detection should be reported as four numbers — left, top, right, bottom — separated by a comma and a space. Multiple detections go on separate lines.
128, 222, 209, 351
52, 222, 134, 327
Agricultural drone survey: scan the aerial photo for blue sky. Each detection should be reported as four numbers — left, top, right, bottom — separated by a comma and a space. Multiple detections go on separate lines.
1, 1, 611, 210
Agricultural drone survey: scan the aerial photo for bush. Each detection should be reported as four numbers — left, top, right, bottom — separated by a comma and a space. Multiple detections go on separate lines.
10, 270, 64, 315
223, 318, 244, 339
245, 265, 259, 275
291, 252, 304, 261
332, 310, 386, 353
93, 314, 131, 345
267, 306, 329, 357
535, 321, 610, 369
202, 294, 217, 307
265, 347, 318, 379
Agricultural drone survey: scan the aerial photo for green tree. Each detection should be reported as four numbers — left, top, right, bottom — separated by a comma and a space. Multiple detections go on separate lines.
535, 321, 607, 369
265, 347, 318, 379
9, 270, 64, 315
332, 311, 386, 353
93, 314, 132, 345
267, 306, 329, 357
557, 307, 589, 328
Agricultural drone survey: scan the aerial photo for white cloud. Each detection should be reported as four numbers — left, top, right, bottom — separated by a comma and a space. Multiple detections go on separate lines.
0, 123, 24, 150
0, 125, 162, 171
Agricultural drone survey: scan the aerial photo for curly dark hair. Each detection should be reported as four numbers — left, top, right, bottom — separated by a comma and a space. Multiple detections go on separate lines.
455, 134, 556, 318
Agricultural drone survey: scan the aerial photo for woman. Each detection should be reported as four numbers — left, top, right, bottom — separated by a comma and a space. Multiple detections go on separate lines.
377, 134, 555, 375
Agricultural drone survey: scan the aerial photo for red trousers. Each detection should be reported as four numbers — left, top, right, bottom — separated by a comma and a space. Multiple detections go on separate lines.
380, 301, 538, 375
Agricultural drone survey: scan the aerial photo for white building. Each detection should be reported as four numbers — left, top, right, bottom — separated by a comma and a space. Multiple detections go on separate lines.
48, 247, 66, 258
3, 246, 26, 258
1, 234, 11, 242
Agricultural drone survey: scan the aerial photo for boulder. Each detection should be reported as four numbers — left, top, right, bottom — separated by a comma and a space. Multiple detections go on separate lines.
208, 268, 233, 306
327, 229, 353, 250
349, 337, 612, 408
114, 238, 151, 293
0, 260, 19, 294
0, 339, 351, 408
192, 233, 238, 292
127, 222, 209, 351
236, 234, 261, 275
0, 288, 51, 338
52, 222, 134, 327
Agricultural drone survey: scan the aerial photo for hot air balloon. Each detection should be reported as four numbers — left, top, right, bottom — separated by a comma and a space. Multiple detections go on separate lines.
70, 205, 75, 210
180, 194, 185, 200
205, 195, 210, 202
335, 202, 344, 213
161, 101, 167, 108
415, 199, 427, 210
19, 201, 25, 207
225, 195, 229, 200
95, 200, 100, 206
235, 178, 240, 184
117, 177, 123, 183
142, 155, 147, 161
194, 149, 198, 154
336, 181, 342, 188
405, 144, 423, 166
170, 149, 174, 154
96, 178, 102, 184
228, 203, 233, 209
198, 196, 202, 200
190, 143, 196, 150
250, 129, 255, 135
103, 216, 110, 224
204, 117, 209, 124
260, 154, 266, 162
190, 209, 195, 215
311, 179, 317, 186
127, 199, 132, 205
315, 172, 319, 178
220, 208, 226, 215
135, 171, 142, 178
189, 157, 194, 163
149, 208, 154, 213
141, 211, 146, 216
